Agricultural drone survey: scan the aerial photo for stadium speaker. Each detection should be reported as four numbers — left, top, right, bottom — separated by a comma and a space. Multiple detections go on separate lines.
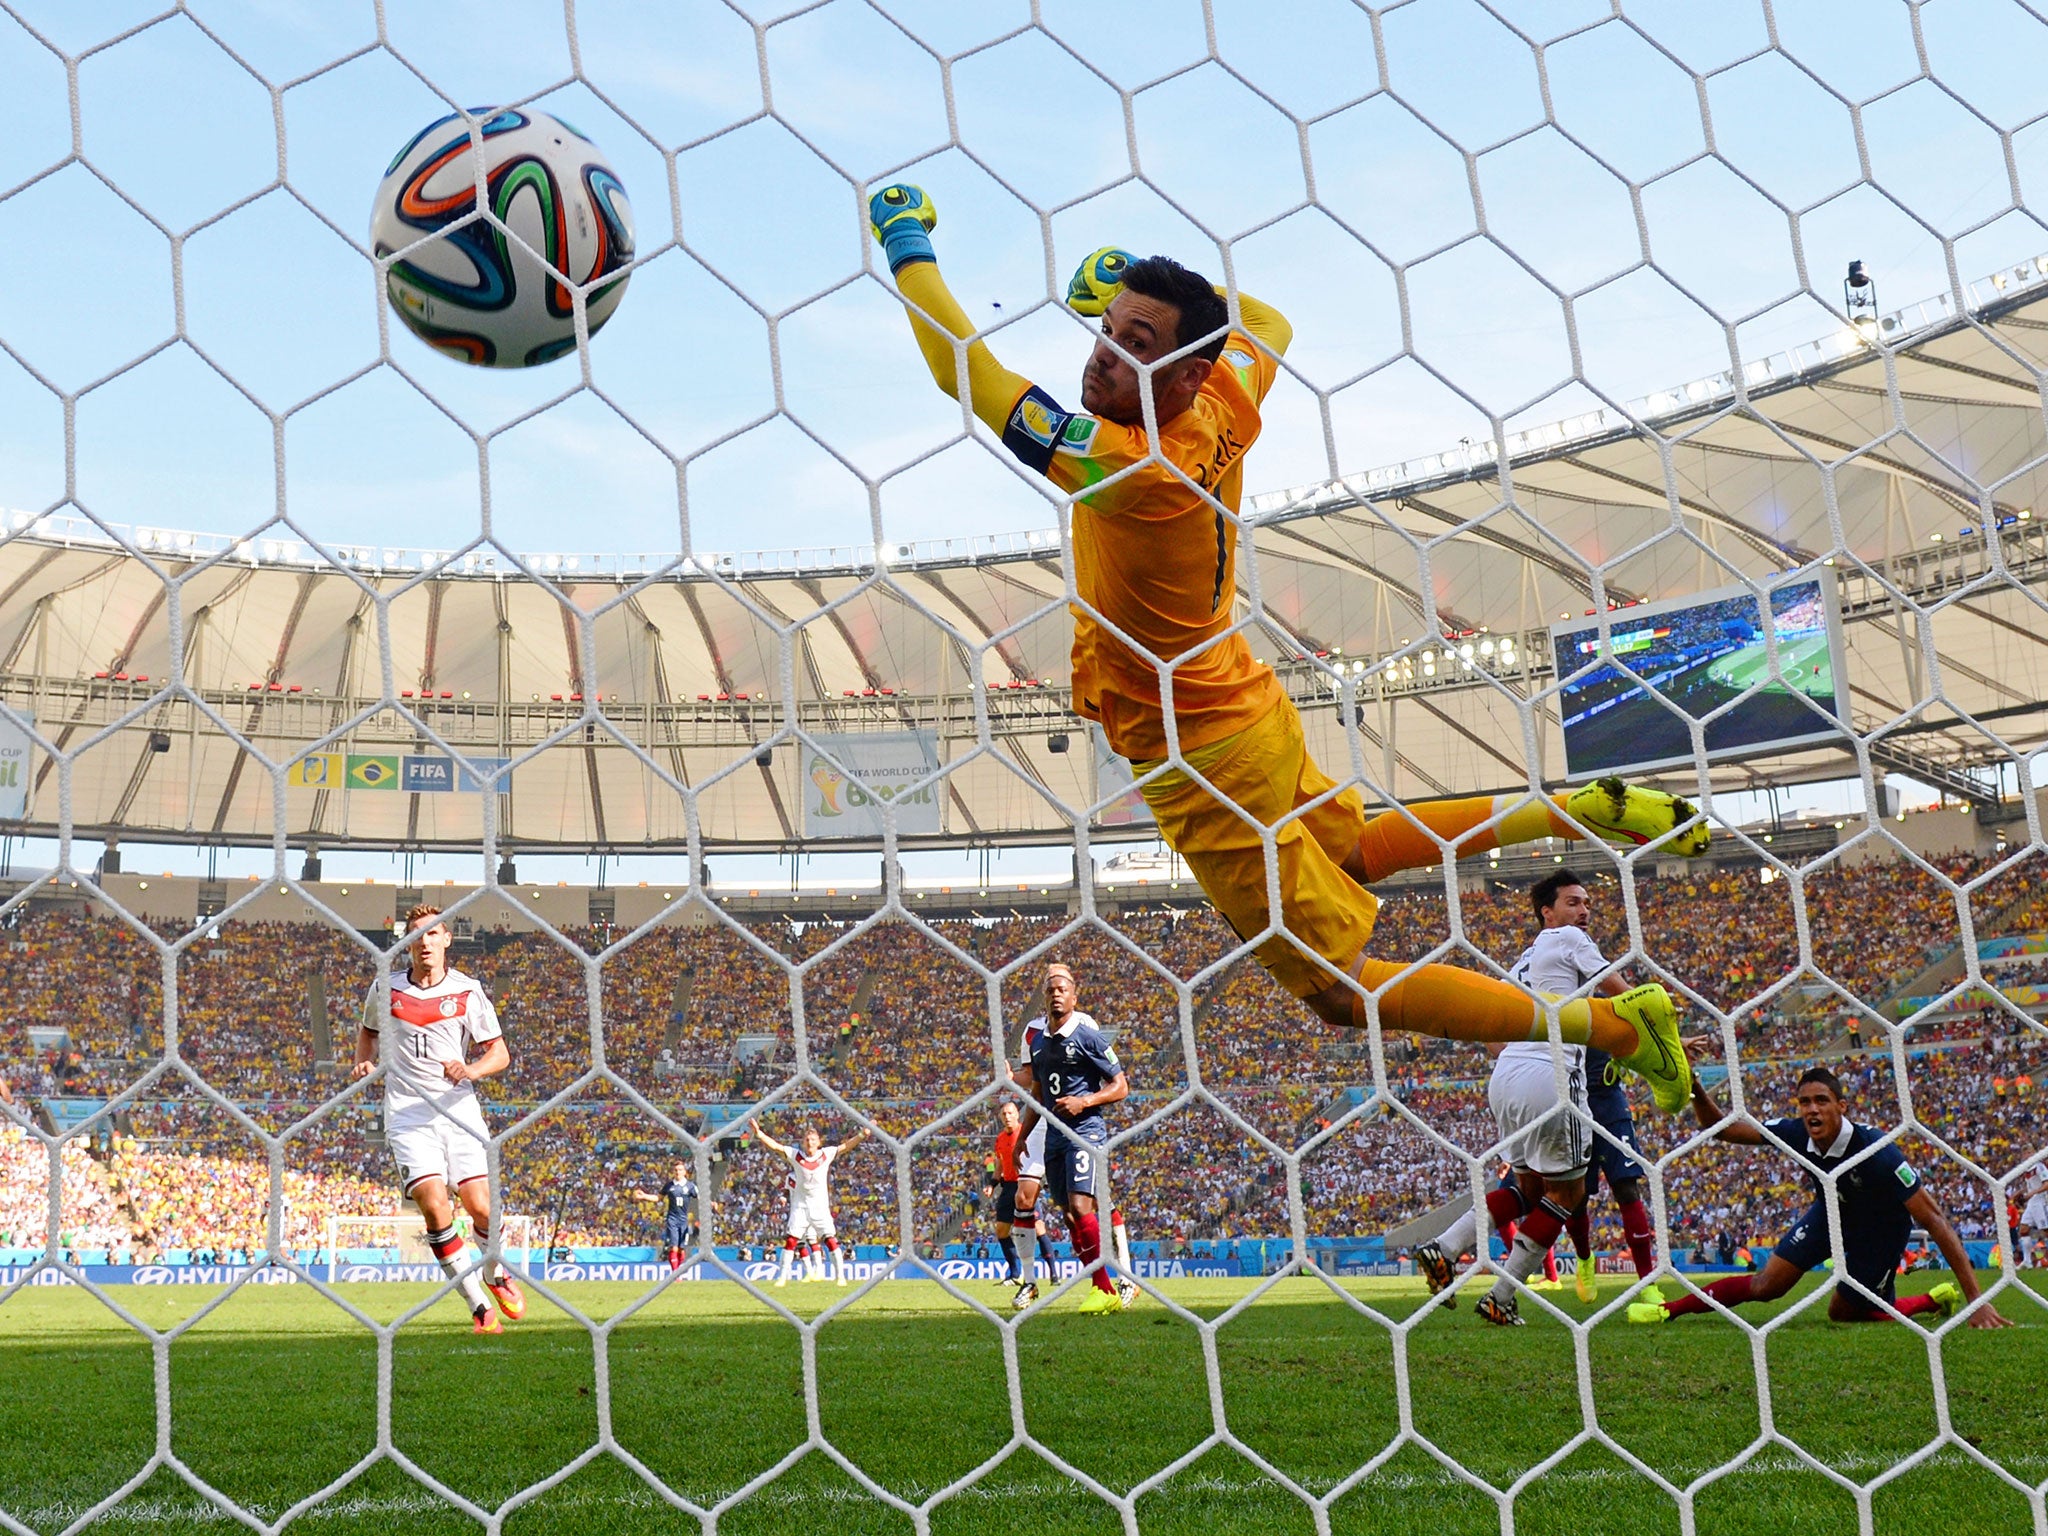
496, 857, 517, 885
99, 845, 120, 875
1047, 732, 1070, 753
300, 852, 322, 883
754, 748, 772, 767
147, 730, 171, 753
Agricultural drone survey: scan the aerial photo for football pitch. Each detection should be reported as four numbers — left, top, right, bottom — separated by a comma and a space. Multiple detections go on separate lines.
3, 1274, 2043, 1535
1703, 632, 1835, 700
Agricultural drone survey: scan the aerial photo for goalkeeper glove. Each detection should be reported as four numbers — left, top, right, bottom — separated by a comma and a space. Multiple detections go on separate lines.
869, 184, 936, 274
1065, 246, 1134, 316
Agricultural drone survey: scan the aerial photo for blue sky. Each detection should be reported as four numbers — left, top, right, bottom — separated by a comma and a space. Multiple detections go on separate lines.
2, 0, 2046, 883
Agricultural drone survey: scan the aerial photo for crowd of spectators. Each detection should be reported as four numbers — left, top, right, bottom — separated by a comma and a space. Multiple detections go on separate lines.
3, 846, 2043, 1262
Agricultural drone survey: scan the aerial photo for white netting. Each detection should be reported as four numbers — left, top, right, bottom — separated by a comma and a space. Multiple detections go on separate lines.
0, 2, 2046, 1533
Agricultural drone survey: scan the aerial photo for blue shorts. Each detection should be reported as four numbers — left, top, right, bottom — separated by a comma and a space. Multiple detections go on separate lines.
662, 1216, 691, 1248
994, 1181, 1018, 1225
1044, 1121, 1107, 1211
1772, 1200, 1902, 1308
1587, 1094, 1648, 1190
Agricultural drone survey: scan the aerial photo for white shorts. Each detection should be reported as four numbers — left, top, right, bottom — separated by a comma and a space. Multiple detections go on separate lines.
786, 1202, 836, 1242
1017, 1119, 1047, 1182
1488, 1053, 1590, 1179
387, 1095, 491, 1194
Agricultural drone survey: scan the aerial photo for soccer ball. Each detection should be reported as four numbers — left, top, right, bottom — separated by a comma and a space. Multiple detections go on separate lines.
370, 108, 635, 368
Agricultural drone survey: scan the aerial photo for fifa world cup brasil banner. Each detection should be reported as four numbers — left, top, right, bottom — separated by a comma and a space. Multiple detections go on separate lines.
0, 710, 32, 820
802, 730, 942, 838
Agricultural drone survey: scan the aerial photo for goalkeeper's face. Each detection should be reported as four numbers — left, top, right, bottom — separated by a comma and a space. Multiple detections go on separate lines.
1081, 292, 1213, 426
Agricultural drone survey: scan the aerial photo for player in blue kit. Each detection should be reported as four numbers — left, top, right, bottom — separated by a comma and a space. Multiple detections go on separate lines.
1016, 963, 1131, 1315
1579, 1040, 1663, 1301
629, 1160, 712, 1273
1630, 1066, 2011, 1327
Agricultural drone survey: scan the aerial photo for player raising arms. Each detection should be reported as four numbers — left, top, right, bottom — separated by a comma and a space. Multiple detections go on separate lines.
1629, 1066, 2011, 1328
351, 904, 523, 1334
753, 1121, 867, 1287
1015, 963, 1130, 1314
868, 186, 1698, 1110
628, 1159, 714, 1273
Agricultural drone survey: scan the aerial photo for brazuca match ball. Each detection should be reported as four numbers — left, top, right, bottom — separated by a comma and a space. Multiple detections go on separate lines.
370, 108, 635, 368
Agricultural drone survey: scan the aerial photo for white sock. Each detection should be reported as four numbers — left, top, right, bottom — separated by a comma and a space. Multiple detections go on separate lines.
1112, 1215, 1133, 1274
1436, 1208, 1479, 1260
1489, 1233, 1549, 1305
778, 1244, 794, 1281
471, 1221, 503, 1284
829, 1243, 844, 1282
1014, 1223, 1038, 1283
430, 1229, 490, 1313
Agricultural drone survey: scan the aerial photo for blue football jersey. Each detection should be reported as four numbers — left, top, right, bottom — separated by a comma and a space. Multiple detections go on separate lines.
1764, 1117, 1918, 1246
1027, 1016, 1124, 1134
660, 1178, 695, 1218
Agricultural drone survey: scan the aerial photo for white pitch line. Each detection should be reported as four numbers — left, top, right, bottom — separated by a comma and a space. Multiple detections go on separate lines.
26, 1449, 2046, 1525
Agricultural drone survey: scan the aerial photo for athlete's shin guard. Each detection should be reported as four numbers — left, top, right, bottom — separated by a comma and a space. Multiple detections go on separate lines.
1487, 1197, 1570, 1305
1663, 1275, 1755, 1318
1072, 1212, 1114, 1293
426, 1225, 489, 1314
1355, 794, 1570, 882
1619, 1198, 1658, 1279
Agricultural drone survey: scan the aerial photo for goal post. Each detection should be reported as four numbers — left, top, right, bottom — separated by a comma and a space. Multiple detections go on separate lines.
324, 1212, 535, 1284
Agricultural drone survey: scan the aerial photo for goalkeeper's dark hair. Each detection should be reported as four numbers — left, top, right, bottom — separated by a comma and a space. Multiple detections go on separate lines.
1121, 256, 1230, 362
1529, 869, 1586, 922
1796, 1066, 1845, 1099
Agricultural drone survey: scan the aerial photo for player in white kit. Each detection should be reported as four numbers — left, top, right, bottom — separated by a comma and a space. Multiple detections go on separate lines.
1416, 870, 1624, 1326
351, 904, 524, 1333
2020, 1169, 2048, 1268
752, 1121, 867, 1286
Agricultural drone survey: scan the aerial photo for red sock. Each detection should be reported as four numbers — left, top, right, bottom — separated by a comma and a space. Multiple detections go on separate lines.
1073, 1212, 1114, 1293
1543, 1246, 1559, 1282
1894, 1292, 1941, 1319
1486, 1186, 1525, 1235
1518, 1200, 1567, 1252
1619, 1199, 1657, 1279
1567, 1206, 1592, 1260
667, 1247, 682, 1271
1663, 1275, 1755, 1318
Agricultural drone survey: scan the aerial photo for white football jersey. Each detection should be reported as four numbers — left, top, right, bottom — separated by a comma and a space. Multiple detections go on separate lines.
365, 966, 503, 1115
782, 1145, 838, 1210
1499, 925, 1608, 1067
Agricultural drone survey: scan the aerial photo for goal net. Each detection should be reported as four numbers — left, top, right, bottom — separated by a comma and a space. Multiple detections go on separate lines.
0, 2, 2042, 1533
324, 1213, 535, 1285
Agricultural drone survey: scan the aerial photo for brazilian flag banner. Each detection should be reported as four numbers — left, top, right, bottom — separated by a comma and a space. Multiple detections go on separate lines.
346, 754, 401, 791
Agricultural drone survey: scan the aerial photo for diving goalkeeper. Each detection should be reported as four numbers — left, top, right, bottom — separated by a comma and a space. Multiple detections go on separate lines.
870, 186, 1697, 1111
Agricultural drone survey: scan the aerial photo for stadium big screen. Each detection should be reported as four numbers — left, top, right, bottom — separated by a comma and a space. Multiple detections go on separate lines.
1551, 575, 1850, 779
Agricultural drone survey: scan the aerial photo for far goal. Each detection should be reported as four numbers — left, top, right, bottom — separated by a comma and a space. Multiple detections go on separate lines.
325, 1211, 535, 1284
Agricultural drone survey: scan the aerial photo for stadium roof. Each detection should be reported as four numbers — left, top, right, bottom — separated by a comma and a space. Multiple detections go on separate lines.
3, 267, 2046, 853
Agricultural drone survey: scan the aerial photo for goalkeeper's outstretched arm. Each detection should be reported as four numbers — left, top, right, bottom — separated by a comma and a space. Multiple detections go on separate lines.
869, 185, 1031, 437
871, 185, 1291, 431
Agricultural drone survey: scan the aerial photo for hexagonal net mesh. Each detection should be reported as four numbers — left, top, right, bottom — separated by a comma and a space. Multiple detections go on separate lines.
1, 2, 2046, 1532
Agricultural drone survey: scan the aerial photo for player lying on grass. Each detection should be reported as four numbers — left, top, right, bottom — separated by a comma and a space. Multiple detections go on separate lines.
1629, 1066, 2011, 1328
870, 184, 1696, 1111
752, 1120, 867, 1287
628, 1160, 715, 1273
1015, 963, 1132, 1314
352, 904, 524, 1334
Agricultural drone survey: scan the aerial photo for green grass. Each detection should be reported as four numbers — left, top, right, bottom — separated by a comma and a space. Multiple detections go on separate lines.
2, 1271, 2043, 1534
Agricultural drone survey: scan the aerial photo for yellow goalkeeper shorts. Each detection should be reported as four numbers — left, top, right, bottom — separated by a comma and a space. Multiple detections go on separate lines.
1136, 700, 1377, 998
